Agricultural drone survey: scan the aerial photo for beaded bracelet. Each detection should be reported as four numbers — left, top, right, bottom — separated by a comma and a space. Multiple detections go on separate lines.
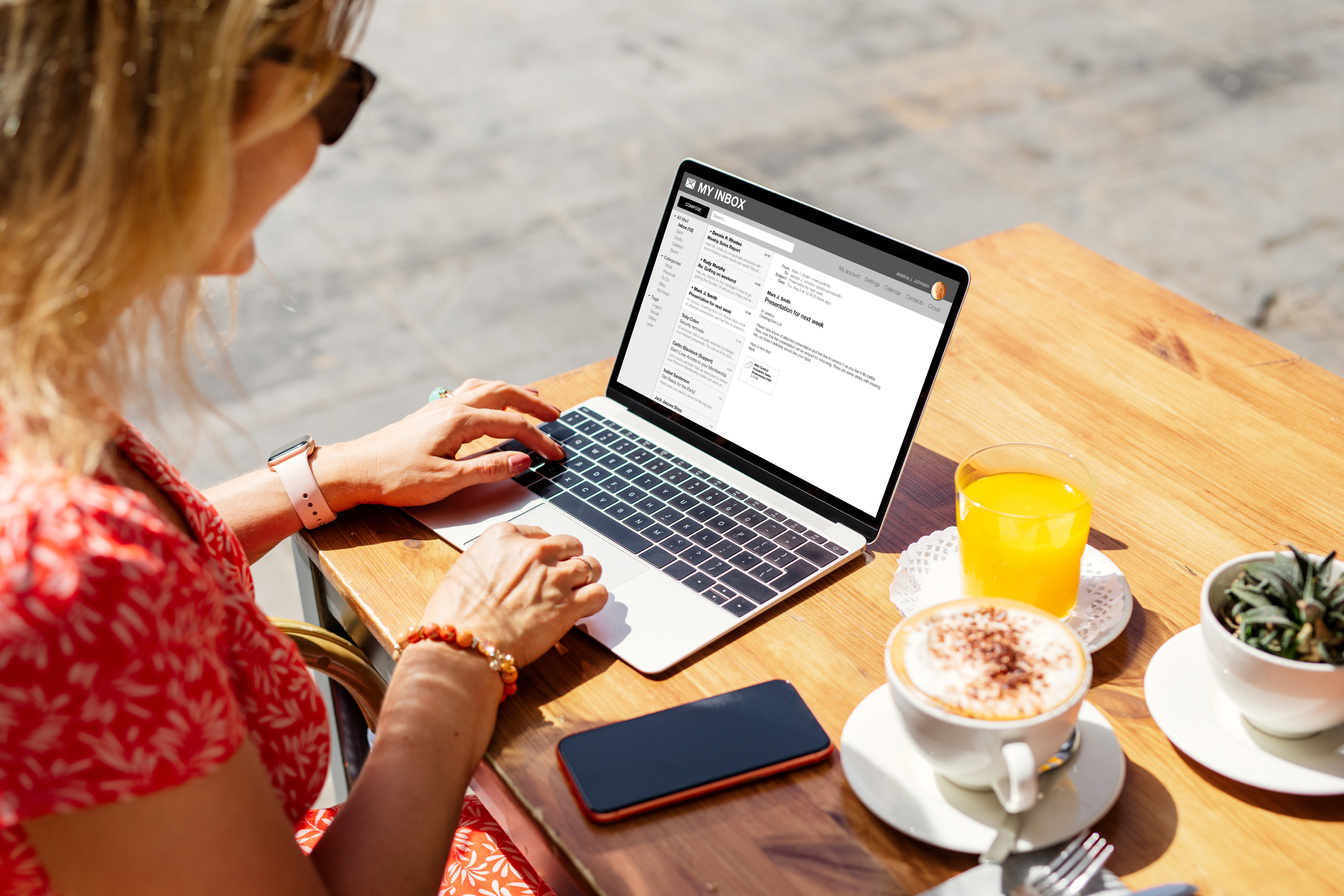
397, 623, 519, 702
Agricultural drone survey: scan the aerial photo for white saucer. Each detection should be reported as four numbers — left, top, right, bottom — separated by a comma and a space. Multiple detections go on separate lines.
1145, 626, 1344, 795
890, 527, 1133, 652
840, 687, 1126, 854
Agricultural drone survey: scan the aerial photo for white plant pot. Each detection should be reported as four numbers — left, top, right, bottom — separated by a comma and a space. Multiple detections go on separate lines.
1200, 552, 1344, 738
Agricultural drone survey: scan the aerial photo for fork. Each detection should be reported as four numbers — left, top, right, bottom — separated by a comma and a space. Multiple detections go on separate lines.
1011, 832, 1114, 896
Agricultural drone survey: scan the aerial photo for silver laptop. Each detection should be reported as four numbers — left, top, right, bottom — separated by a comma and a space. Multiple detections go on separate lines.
410, 160, 968, 674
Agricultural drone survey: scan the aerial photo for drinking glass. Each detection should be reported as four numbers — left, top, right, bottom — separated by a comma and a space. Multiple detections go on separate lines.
955, 444, 1094, 617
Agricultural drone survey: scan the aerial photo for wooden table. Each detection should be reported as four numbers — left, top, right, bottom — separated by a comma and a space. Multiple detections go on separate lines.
295, 224, 1344, 896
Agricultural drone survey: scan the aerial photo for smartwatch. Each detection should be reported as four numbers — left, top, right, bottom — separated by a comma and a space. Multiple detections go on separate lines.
267, 435, 337, 529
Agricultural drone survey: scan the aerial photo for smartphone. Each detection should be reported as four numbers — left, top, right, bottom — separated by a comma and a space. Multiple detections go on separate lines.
556, 679, 834, 823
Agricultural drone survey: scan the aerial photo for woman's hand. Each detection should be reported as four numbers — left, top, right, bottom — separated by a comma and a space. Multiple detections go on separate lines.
315, 379, 566, 511
419, 522, 607, 667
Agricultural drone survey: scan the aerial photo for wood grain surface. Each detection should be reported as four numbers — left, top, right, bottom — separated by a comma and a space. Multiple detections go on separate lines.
297, 225, 1344, 896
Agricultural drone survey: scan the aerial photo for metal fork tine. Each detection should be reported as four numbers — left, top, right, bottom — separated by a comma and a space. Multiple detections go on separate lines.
1034, 834, 1107, 896
1029, 831, 1089, 884
1057, 843, 1114, 896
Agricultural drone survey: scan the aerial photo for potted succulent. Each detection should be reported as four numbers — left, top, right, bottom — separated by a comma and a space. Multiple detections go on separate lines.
1200, 545, 1344, 738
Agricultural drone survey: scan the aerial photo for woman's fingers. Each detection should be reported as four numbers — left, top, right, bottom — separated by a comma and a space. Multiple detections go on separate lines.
449, 378, 562, 420
432, 407, 565, 461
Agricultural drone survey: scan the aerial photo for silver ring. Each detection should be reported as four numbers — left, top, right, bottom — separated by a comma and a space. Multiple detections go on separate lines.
575, 557, 593, 585
427, 386, 452, 403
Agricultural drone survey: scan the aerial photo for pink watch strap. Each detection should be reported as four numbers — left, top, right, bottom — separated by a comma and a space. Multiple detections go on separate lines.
272, 449, 337, 528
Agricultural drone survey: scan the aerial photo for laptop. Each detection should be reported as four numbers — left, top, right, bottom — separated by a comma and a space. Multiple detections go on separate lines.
410, 159, 968, 674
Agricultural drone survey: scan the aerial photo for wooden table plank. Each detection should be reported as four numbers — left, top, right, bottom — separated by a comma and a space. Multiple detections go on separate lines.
299, 225, 1344, 896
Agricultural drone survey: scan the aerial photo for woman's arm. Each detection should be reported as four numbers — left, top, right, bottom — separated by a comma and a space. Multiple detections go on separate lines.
205, 380, 566, 564
24, 522, 606, 896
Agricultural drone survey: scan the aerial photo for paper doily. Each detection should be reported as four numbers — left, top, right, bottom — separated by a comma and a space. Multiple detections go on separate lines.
889, 527, 1132, 652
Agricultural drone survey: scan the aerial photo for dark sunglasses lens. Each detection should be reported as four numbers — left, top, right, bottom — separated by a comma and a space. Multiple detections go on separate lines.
315, 63, 376, 145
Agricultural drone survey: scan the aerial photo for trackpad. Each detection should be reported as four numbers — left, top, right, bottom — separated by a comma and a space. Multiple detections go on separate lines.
506, 503, 645, 589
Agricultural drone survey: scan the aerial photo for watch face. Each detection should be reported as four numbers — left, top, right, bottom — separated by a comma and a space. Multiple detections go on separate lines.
268, 435, 313, 465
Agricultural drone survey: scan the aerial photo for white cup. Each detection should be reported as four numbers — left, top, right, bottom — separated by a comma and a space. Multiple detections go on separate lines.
885, 597, 1092, 814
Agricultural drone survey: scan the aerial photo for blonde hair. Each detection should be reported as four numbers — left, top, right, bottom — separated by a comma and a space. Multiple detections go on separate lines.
0, 0, 370, 471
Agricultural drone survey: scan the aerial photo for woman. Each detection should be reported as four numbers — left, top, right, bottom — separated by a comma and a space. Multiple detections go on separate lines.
0, 2, 606, 894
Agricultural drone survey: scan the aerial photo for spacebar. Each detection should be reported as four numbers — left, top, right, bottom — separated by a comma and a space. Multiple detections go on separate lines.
550, 493, 652, 555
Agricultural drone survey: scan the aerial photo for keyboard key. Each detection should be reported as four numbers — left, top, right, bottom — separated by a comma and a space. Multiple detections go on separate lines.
607, 502, 634, 520
637, 438, 655, 449
796, 542, 837, 567
624, 513, 654, 531
651, 483, 680, 501
561, 434, 592, 450
581, 443, 608, 460
636, 496, 663, 514
679, 546, 712, 566
709, 540, 741, 559
777, 531, 808, 550
728, 488, 748, 501
717, 498, 746, 517
618, 486, 646, 504
687, 504, 719, 522
634, 473, 663, 491
593, 429, 618, 444
655, 447, 674, 459
699, 489, 727, 506
749, 563, 783, 583
702, 587, 728, 605
588, 492, 617, 510
576, 419, 603, 434
661, 535, 692, 555
683, 572, 715, 592
617, 463, 643, 480
513, 470, 542, 487
682, 478, 709, 496
599, 453, 625, 470
765, 546, 796, 567
664, 468, 690, 484
746, 497, 766, 510
690, 529, 722, 548
646, 458, 672, 474
765, 508, 786, 521
653, 506, 684, 526
664, 560, 697, 580
582, 466, 610, 484
643, 523, 673, 542
527, 479, 564, 499
565, 455, 594, 473
746, 536, 775, 555
706, 515, 736, 533
726, 526, 756, 545
600, 476, 628, 493
560, 411, 587, 425
754, 519, 786, 538
671, 518, 702, 536
735, 508, 766, 528
628, 449, 654, 465
668, 493, 698, 511
611, 439, 638, 454
806, 530, 826, 543
722, 597, 756, 617
700, 558, 733, 577
640, 545, 676, 568
773, 558, 820, 592
708, 583, 736, 602
572, 481, 601, 500
553, 471, 584, 489
824, 541, 847, 556
671, 457, 691, 468
539, 421, 575, 440
720, 570, 775, 604
729, 551, 761, 571
550, 493, 652, 555
619, 428, 639, 439
783, 519, 806, 533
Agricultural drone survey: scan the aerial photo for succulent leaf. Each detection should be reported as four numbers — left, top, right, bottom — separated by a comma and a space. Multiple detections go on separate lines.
1220, 545, 1344, 666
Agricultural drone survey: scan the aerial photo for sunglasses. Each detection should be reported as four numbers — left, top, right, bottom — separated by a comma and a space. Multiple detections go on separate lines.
259, 46, 377, 145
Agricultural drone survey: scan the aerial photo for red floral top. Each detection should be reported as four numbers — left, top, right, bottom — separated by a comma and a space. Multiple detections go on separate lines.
0, 422, 329, 895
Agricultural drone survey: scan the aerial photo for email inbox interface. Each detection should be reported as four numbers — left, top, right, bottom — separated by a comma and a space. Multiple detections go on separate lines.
619, 179, 953, 516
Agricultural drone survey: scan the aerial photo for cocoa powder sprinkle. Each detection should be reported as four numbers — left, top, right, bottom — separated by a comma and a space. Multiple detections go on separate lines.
927, 607, 1044, 706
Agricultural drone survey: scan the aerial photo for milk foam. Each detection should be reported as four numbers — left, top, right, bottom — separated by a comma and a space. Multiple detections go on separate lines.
898, 603, 1084, 721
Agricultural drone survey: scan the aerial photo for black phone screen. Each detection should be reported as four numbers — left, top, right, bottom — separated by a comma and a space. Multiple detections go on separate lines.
556, 679, 833, 821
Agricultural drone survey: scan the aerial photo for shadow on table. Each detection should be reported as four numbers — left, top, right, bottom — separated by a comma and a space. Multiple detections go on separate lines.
1179, 754, 1344, 822
1095, 758, 1179, 876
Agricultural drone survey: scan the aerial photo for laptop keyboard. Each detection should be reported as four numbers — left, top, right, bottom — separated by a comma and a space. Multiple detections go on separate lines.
496, 407, 848, 617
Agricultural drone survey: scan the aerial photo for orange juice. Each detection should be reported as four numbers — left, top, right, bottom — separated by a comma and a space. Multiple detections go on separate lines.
957, 471, 1092, 617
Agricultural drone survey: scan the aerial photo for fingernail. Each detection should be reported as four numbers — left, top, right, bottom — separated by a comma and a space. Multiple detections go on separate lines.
509, 453, 531, 474
526, 387, 540, 394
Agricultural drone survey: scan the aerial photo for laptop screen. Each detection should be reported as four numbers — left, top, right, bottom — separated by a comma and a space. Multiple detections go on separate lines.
609, 160, 967, 539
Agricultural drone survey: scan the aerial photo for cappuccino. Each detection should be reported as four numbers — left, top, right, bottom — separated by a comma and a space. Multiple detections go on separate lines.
892, 600, 1086, 721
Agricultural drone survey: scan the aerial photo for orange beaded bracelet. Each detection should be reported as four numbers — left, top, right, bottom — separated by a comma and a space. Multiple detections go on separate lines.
397, 623, 519, 701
